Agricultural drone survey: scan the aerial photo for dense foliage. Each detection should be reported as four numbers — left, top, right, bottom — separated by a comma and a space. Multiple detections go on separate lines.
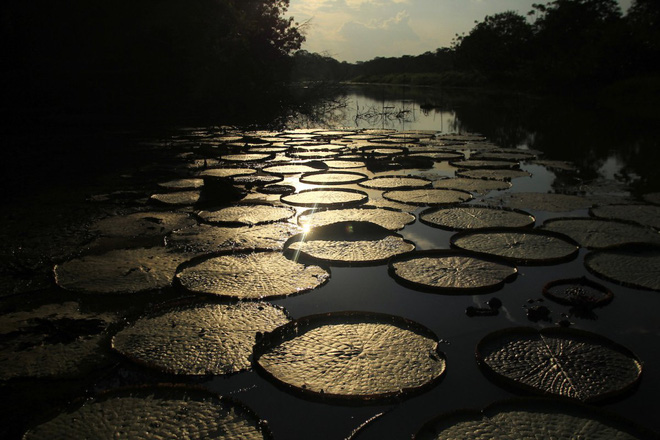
0, 0, 304, 121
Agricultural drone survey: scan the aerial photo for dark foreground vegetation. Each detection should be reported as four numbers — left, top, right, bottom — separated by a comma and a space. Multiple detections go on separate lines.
293, 0, 660, 100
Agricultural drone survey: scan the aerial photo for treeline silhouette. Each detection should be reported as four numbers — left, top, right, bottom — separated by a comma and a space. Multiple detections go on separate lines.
0, 0, 303, 123
292, 0, 660, 92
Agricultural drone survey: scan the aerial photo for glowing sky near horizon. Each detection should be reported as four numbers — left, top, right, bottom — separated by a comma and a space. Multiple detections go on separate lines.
287, 0, 633, 63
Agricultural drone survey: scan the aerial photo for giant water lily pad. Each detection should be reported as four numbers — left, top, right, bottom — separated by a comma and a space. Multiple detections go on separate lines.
451, 228, 579, 265
493, 192, 593, 212
590, 204, 660, 230
281, 189, 368, 208
198, 168, 257, 179
262, 163, 325, 175
456, 168, 532, 181
450, 159, 519, 169
220, 153, 273, 162
54, 247, 192, 294
298, 207, 415, 231
91, 212, 196, 237
415, 398, 655, 440
157, 178, 204, 190
197, 205, 296, 226
112, 301, 290, 375
253, 312, 446, 400
389, 250, 517, 293
359, 175, 432, 190
476, 327, 643, 402
543, 277, 613, 307
585, 244, 660, 291
541, 217, 660, 249
0, 302, 117, 380
23, 386, 273, 439
149, 191, 200, 206
382, 188, 472, 206
300, 171, 368, 185
176, 251, 329, 299
285, 222, 415, 266
420, 206, 534, 231
432, 177, 511, 195
324, 159, 366, 169
167, 223, 301, 253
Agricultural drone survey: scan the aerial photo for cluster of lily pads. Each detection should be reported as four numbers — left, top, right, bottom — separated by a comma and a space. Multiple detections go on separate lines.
5, 128, 660, 439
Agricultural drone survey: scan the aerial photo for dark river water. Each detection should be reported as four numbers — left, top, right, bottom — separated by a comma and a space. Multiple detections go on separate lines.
1, 85, 659, 439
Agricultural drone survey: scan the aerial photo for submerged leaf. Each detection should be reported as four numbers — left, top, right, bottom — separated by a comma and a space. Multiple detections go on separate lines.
254, 312, 446, 400
112, 301, 290, 375
176, 251, 329, 299
476, 327, 642, 402
23, 386, 272, 440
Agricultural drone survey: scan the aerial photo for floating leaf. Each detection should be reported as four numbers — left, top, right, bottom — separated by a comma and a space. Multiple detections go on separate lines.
584, 244, 660, 291
0, 302, 117, 380
432, 177, 511, 195
382, 188, 472, 206
112, 301, 290, 375
157, 178, 204, 190
472, 151, 537, 161
324, 159, 366, 169
167, 223, 301, 253
389, 250, 517, 293
298, 207, 415, 231
91, 212, 196, 237
456, 168, 531, 181
149, 191, 200, 206
543, 277, 613, 307
420, 206, 534, 231
533, 159, 577, 172
220, 153, 273, 162
281, 189, 368, 208
23, 386, 272, 440
437, 134, 486, 142
590, 204, 660, 230
197, 205, 296, 226
451, 228, 579, 265
300, 171, 368, 185
286, 222, 415, 266
359, 175, 432, 190
476, 327, 642, 402
54, 247, 192, 294
198, 168, 256, 179
176, 251, 329, 300
231, 174, 283, 186
254, 312, 446, 400
408, 151, 464, 161
541, 217, 660, 249
450, 160, 519, 169
415, 398, 654, 440
492, 192, 593, 212
262, 164, 325, 175
258, 184, 296, 195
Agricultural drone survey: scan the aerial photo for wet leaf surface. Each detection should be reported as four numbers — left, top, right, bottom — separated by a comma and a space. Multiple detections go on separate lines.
91, 211, 196, 237
382, 188, 472, 206
590, 204, 660, 230
254, 312, 446, 400
298, 207, 415, 231
585, 244, 660, 291
491, 192, 593, 212
420, 206, 534, 230
281, 189, 368, 208
176, 251, 329, 299
456, 168, 532, 181
389, 250, 517, 293
197, 205, 296, 226
541, 217, 660, 249
262, 164, 326, 175
23, 386, 272, 440
432, 177, 511, 194
543, 277, 614, 307
358, 175, 432, 190
299, 171, 368, 185
112, 301, 290, 375
198, 168, 257, 179
149, 190, 200, 206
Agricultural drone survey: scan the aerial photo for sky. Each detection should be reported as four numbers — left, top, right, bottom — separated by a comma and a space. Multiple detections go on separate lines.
287, 0, 633, 63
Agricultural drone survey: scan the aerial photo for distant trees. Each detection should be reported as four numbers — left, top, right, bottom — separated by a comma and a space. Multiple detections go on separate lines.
0, 0, 304, 120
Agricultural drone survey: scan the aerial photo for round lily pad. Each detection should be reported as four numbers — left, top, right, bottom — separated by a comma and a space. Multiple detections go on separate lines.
360, 146, 407, 156
541, 217, 660, 249
220, 153, 273, 162
590, 204, 660, 230
389, 250, 517, 293
157, 178, 204, 190
298, 207, 415, 231
358, 175, 432, 190
300, 171, 368, 185
54, 247, 192, 294
408, 151, 464, 161
432, 177, 511, 195
281, 189, 368, 208
493, 192, 593, 212
149, 191, 200, 206
23, 386, 273, 440
176, 251, 329, 300
253, 312, 446, 401
231, 174, 283, 186
0, 302, 117, 380
285, 222, 415, 266
324, 159, 366, 169
415, 398, 655, 440
451, 228, 579, 265
476, 327, 643, 402
456, 168, 532, 181
262, 163, 326, 175
382, 188, 472, 206
197, 205, 296, 226
471, 150, 537, 161
166, 223, 301, 254
91, 212, 196, 237
584, 244, 660, 291
450, 159, 519, 169
420, 206, 534, 231
543, 277, 614, 307
437, 134, 486, 142
112, 301, 290, 375
198, 168, 257, 179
